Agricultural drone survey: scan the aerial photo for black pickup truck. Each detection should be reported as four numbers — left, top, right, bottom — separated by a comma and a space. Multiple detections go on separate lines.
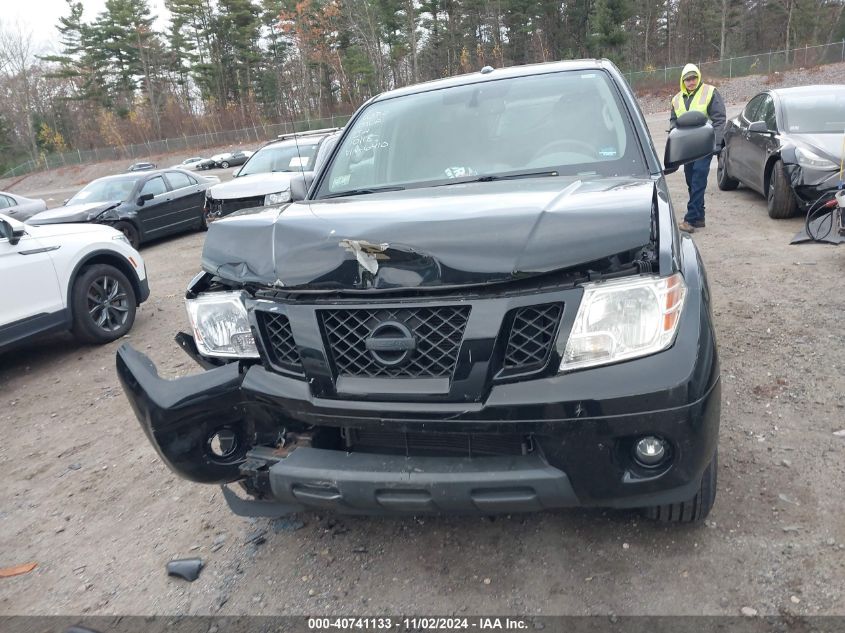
117, 59, 720, 523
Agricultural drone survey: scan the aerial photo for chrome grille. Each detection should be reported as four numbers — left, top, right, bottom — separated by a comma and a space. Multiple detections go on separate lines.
321, 306, 471, 378
503, 303, 562, 371
209, 195, 265, 218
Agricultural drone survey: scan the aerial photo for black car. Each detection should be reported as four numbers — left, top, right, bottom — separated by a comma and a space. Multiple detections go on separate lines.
718, 85, 845, 218
26, 169, 218, 248
117, 60, 720, 523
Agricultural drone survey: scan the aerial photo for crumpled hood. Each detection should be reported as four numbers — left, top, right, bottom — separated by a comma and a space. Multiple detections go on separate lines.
26, 201, 120, 225
208, 173, 304, 200
790, 134, 845, 163
202, 177, 656, 290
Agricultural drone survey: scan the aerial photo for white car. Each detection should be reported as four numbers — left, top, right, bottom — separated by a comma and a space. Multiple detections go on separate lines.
170, 157, 206, 170
0, 213, 149, 352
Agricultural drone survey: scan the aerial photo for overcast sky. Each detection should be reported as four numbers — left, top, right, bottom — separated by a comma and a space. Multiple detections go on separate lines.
6, 0, 170, 54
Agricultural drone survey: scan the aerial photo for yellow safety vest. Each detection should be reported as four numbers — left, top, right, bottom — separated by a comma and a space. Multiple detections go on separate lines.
672, 84, 715, 118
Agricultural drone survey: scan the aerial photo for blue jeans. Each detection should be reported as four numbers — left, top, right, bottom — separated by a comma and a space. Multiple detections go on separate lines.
683, 155, 712, 224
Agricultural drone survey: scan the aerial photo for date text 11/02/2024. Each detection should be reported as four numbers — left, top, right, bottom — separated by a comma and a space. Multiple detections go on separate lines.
307, 617, 529, 630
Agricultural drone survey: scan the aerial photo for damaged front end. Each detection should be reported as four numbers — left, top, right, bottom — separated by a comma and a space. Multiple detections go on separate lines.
116, 185, 720, 517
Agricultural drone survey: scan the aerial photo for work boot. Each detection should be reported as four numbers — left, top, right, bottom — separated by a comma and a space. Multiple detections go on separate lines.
691, 220, 706, 228
678, 221, 695, 233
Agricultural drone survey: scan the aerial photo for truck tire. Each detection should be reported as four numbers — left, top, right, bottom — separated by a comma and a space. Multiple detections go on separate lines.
643, 451, 717, 523
70, 264, 137, 344
767, 161, 798, 219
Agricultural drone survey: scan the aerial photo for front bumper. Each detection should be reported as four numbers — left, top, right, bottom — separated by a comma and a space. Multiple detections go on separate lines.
116, 335, 719, 516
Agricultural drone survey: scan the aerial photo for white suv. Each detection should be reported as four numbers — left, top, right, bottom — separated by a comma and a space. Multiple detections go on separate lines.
0, 212, 149, 352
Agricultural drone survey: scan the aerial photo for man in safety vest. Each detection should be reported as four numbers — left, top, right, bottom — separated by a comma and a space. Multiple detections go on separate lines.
670, 64, 726, 233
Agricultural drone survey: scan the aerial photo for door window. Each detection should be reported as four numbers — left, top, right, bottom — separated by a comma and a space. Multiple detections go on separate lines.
743, 95, 766, 123
0, 195, 13, 209
140, 176, 168, 197
165, 171, 193, 190
759, 97, 777, 131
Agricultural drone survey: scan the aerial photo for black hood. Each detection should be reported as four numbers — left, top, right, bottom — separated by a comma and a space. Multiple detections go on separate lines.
26, 201, 121, 225
202, 177, 656, 290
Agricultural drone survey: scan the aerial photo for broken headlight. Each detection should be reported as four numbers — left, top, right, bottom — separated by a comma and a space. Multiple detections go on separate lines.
560, 273, 686, 371
186, 291, 259, 358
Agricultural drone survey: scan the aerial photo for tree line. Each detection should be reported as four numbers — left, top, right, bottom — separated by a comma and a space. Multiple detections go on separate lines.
1, 0, 844, 173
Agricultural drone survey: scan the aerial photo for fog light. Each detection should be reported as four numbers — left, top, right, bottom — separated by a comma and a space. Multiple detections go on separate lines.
634, 436, 667, 466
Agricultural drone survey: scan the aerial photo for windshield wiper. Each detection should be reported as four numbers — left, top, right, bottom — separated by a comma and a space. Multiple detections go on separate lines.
435, 170, 559, 187
321, 186, 406, 199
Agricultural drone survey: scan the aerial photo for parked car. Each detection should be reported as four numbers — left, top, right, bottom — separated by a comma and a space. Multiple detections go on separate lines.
127, 162, 157, 172
26, 169, 219, 249
1, 212, 149, 352
718, 85, 845, 218
203, 131, 339, 222
117, 60, 720, 523
170, 157, 206, 170
0, 191, 47, 221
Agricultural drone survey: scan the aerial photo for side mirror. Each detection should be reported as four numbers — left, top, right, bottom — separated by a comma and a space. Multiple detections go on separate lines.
137, 192, 155, 206
289, 173, 315, 202
232, 168, 241, 178
664, 113, 715, 172
1, 219, 25, 245
748, 121, 772, 134
63, 198, 69, 205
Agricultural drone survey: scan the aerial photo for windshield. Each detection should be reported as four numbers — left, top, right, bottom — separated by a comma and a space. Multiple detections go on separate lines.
317, 70, 645, 198
239, 143, 319, 176
782, 92, 845, 134
67, 177, 139, 204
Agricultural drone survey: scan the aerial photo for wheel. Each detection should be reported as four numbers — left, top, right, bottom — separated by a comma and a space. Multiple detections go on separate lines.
113, 221, 140, 249
716, 148, 739, 191
767, 161, 798, 219
220, 161, 230, 169
643, 451, 717, 523
70, 264, 137, 344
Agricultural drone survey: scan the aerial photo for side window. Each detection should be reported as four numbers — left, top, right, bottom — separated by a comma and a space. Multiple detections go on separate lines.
0, 195, 12, 209
165, 171, 193, 190
743, 95, 765, 123
759, 97, 777, 131
140, 176, 167, 197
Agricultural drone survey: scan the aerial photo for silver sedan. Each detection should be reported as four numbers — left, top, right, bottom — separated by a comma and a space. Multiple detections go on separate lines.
0, 191, 47, 221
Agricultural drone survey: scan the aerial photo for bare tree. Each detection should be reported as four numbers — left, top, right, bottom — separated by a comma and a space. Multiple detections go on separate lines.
0, 21, 40, 161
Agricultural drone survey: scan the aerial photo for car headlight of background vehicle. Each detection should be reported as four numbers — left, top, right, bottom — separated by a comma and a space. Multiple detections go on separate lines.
264, 190, 291, 205
186, 291, 259, 358
795, 147, 838, 170
560, 273, 686, 371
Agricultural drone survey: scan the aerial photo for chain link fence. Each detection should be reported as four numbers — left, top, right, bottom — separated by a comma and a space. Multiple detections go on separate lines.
2, 114, 351, 179
6, 41, 845, 179
624, 40, 845, 90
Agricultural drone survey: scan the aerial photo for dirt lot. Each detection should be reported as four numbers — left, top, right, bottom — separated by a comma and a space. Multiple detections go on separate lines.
2, 111, 845, 617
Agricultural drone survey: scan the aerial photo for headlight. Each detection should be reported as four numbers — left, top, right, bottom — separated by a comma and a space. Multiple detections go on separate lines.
560, 273, 686, 371
264, 191, 291, 205
795, 147, 838, 170
185, 291, 259, 358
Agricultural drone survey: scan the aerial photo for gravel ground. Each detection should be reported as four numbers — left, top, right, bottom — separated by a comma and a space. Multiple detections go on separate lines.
1, 76, 845, 618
